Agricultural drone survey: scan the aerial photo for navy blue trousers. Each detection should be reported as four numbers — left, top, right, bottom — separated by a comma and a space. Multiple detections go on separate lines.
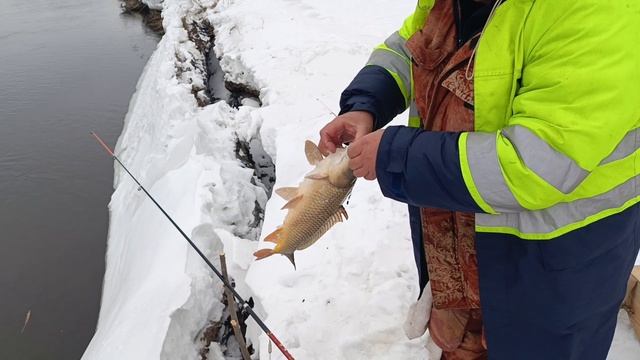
475, 205, 640, 360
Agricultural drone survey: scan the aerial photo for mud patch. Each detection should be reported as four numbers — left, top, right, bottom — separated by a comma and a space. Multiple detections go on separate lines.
206, 45, 261, 108
198, 297, 255, 359
234, 134, 276, 240
177, 18, 215, 107
121, 0, 164, 34
235, 137, 275, 198
171, 4, 261, 109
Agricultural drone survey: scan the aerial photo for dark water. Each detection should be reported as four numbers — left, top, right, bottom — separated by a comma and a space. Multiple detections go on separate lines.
0, 0, 159, 358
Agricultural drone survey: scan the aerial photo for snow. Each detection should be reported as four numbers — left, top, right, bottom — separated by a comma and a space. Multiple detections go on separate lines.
141, 0, 163, 11
83, 0, 640, 359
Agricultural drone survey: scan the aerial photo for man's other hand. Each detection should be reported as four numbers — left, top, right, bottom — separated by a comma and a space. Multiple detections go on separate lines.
318, 111, 374, 155
347, 129, 384, 181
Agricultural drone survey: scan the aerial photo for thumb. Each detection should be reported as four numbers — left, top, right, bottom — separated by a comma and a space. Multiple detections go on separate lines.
354, 125, 369, 140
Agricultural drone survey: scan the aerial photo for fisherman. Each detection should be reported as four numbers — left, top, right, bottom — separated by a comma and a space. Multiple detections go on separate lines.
318, 0, 640, 359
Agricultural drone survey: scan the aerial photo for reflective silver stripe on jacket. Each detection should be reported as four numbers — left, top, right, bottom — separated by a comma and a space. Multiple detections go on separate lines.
502, 126, 589, 193
466, 132, 523, 212
600, 127, 640, 165
470, 125, 640, 236
367, 49, 411, 102
367, 32, 412, 104
466, 125, 640, 213
384, 31, 411, 59
409, 101, 420, 119
476, 174, 640, 236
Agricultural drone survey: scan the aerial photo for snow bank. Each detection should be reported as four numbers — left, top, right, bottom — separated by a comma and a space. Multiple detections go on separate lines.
84, 0, 640, 358
83, 0, 264, 358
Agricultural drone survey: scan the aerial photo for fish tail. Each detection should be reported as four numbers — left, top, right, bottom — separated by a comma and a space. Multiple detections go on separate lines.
285, 253, 296, 270
253, 248, 276, 260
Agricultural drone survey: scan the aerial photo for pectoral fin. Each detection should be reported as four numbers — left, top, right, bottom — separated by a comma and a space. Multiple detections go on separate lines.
275, 187, 298, 201
281, 195, 303, 210
305, 172, 328, 180
305, 140, 324, 165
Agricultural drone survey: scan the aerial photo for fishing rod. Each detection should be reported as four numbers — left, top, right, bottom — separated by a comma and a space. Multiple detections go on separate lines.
90, 132, 295, 360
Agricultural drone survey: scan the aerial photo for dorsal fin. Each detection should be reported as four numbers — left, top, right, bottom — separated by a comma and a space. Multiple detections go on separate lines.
326, 209, 346, 228
305, 140, 324, 165
339, 205, 349, 220
281, 194, 303, 210
275, 187, 298, 201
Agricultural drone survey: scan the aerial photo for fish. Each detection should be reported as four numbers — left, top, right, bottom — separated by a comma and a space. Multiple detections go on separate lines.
253, 140, 356, 268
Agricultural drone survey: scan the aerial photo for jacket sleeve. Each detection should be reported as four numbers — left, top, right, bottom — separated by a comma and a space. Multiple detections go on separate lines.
339, 65, 406, 130
339, 1, 434, 129
376, 126, 483, 212
458, 1, 640, 214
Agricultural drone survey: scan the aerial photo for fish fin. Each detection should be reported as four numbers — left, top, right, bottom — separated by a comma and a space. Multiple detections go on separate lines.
264, 228, 283, 243
339, 205, 349, 220
275, 187, 298, 201
284, 253, 296, 269
253, 248, 275, 260
305, 172, 328, 180
327, 212, 343, 227
305, 140, 324, 165
281, 195, 303, 210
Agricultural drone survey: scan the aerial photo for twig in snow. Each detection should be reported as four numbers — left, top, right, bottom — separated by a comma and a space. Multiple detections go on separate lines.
20, 310, 31, 334
220, 253, 252, 360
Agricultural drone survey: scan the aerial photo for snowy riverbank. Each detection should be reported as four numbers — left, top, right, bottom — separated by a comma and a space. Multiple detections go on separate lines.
84, 0, 640, 359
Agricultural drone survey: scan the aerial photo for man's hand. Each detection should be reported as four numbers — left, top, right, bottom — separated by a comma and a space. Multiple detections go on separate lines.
347, 129, 384, 181
318, 111, 374, 155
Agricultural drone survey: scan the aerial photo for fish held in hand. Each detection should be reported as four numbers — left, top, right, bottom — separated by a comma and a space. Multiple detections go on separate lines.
253, 140, 356, 268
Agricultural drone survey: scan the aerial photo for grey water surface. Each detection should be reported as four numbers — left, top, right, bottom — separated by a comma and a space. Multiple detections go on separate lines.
0, 0, 159, 358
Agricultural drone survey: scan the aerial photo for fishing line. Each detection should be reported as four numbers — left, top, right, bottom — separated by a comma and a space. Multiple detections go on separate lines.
90, 132, 295, 360
314, 97, 338, 118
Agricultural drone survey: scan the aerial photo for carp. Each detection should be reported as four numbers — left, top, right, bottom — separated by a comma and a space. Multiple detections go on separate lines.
253, 140, 356, 268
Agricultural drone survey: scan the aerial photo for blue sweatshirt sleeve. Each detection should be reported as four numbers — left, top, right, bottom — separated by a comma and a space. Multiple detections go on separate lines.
376, 126, 483, 213
339, 65, 407, 130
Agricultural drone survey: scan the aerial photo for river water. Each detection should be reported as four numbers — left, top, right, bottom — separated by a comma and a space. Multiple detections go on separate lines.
0, 0, 159, 358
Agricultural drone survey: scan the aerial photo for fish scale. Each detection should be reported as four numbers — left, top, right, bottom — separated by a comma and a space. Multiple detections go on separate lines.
286, 185, 351, 251
253, 140, 355, 267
